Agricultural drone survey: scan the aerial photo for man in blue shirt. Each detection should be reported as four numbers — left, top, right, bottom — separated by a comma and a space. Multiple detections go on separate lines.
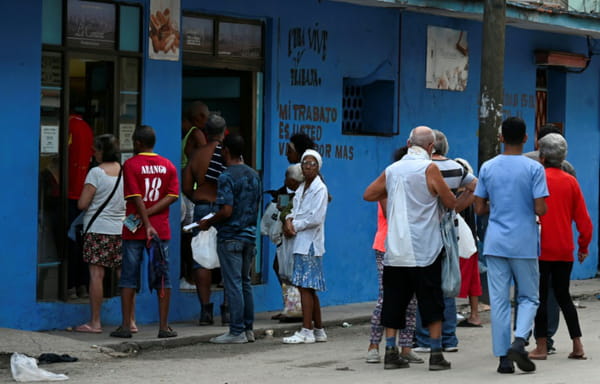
474, 117, 548, 374
198, 134, 261, 344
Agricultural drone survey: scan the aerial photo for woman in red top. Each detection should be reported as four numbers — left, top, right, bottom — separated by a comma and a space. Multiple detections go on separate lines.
529, 134, 592, 361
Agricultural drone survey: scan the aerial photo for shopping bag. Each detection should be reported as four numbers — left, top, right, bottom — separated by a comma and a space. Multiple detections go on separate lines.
277, 236, 294, 284
191, 226, 220, 269
281, 283, 302, 317
457, 214, 477, 259
440, 209, 461, 298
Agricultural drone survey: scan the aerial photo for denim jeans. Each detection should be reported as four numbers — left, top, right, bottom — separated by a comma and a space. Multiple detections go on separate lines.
217, 238, 255, 335
415, 297, 458, 348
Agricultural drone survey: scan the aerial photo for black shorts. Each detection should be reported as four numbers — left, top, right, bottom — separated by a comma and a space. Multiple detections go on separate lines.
381, 249, 445, 330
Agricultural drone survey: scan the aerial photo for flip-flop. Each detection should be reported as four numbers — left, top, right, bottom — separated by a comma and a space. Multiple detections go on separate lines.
457, 319, 482, 327
130, 325, 139, 333
74, 323, 102, 333
568, 353, 587, 360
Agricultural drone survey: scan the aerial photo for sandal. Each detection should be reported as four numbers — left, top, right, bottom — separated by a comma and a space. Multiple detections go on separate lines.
158, 326, 177, 338
110, 326, 132, 338
568, 353, 587, 360
74, 323, 102, 334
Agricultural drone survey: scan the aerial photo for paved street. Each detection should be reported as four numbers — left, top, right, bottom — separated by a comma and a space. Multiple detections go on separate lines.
1, 287, 600, 383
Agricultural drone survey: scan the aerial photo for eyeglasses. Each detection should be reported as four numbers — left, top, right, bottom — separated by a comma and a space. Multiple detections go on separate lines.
301, 160, 318, 168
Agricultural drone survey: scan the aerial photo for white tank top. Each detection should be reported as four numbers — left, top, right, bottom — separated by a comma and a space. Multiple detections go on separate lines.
384, 155, 443, 267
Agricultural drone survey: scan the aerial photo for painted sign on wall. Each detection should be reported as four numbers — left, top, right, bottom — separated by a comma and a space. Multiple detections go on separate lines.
287, 25, 328, 87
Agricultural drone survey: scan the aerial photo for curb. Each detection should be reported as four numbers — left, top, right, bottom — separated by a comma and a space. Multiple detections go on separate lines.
102, 315, 371, 355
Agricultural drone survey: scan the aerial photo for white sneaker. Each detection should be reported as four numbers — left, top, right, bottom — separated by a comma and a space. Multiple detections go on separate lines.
314, 328, 328, 342
282, 329, 315, 344
366, 348, 381, 363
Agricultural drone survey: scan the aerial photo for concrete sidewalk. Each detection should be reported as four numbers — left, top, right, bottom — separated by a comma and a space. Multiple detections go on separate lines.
1, 277, 599, 368
0, 301, 374, 367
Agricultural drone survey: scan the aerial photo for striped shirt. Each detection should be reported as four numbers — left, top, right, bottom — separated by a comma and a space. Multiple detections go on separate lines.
434, 158, 475, 192
205, 144, 226, 183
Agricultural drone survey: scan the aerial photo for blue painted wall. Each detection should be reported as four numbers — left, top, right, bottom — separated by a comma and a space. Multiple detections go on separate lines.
2, 0, 598, 330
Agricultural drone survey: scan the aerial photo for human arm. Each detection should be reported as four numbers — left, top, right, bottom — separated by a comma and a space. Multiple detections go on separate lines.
474, 196, 489, 215
288, 183, 328, 232
77, 184, 97, 210
198, 204, 232, 230
573, 183, 593, 262
184, 128, 207, 162
129, 195, 158, 240
426, 163, 456, 210
534, 197, 547, 216
363, 172, 387, 201
182, 162, 195, 200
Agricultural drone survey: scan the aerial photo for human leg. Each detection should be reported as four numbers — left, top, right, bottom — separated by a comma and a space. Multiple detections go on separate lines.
111, 240, 144, 338
531, 260, 550, 359
217, 239, 245, 335
88, 264, 105, 329
511, 258, 539, 340
486, 255, 514, 357
369, 251, 385, 351
442, 297, 458, 349
550, 261, 584, 356
241, 242, 255, 332
508, 258, 538, 372
546, 282, 560, 352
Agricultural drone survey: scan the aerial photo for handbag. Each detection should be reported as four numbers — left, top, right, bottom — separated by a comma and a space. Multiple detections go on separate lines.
191, 226, 220, 269
457, 214, 477, 259
440, 209, 461, 298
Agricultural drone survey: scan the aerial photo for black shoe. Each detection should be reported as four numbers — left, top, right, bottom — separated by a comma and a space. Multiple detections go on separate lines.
507, 342, 536, 372
110, 326, 132, 338
221, 304, 230, 325
157, 326, 177, 338
198, 303, 214, 326
497, 356, 515, 374
384, 346, 410, 369
429, 350, 451, 371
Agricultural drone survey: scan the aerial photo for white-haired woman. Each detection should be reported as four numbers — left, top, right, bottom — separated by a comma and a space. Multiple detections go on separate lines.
282, 149, 328, 344
529, 134, 592, 360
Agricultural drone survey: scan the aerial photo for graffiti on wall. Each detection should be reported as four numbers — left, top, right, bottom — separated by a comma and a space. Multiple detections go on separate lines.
287, 25, 328, 87
278, 102, 354, 160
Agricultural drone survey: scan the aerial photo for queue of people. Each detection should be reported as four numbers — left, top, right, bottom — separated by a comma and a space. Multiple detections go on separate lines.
69, 104, 591, 375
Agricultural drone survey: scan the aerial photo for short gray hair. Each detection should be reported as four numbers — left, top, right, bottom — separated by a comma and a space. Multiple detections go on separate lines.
408, 126, 435, 149
286, 163, 304, 182
539, 133, 567, 168
433, 129, 449, 156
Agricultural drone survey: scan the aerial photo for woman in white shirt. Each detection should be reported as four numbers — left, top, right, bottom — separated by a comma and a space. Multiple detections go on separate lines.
74, 134, 128, 334
282, 149, 328, 344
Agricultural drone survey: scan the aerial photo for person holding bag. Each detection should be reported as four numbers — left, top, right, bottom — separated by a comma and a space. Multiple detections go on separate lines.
282, 150, 329, 344
75, 134, 130, 334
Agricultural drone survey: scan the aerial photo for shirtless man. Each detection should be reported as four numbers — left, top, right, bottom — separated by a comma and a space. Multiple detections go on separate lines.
183, 113, 227, 325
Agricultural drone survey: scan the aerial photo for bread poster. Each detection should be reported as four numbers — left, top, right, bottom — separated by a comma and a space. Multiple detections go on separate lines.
149, 0, 180, 61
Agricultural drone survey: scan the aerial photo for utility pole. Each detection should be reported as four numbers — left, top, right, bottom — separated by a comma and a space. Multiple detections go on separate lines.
478, 0, 506, 169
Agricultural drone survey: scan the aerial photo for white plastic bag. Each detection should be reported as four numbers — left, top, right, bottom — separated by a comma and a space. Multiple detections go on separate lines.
457, 214, 477, 259
191, 226, 220, 269
277, 236, 294, 283
260, 202, 283, 245
10, 353, 68, 382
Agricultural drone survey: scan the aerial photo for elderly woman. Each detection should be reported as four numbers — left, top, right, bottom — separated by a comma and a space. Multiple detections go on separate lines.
282, 149, 328, 344
529, 134, 592, 360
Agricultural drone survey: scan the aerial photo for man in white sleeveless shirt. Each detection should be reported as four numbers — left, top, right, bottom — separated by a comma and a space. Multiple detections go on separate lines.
364, 126, 469, 371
